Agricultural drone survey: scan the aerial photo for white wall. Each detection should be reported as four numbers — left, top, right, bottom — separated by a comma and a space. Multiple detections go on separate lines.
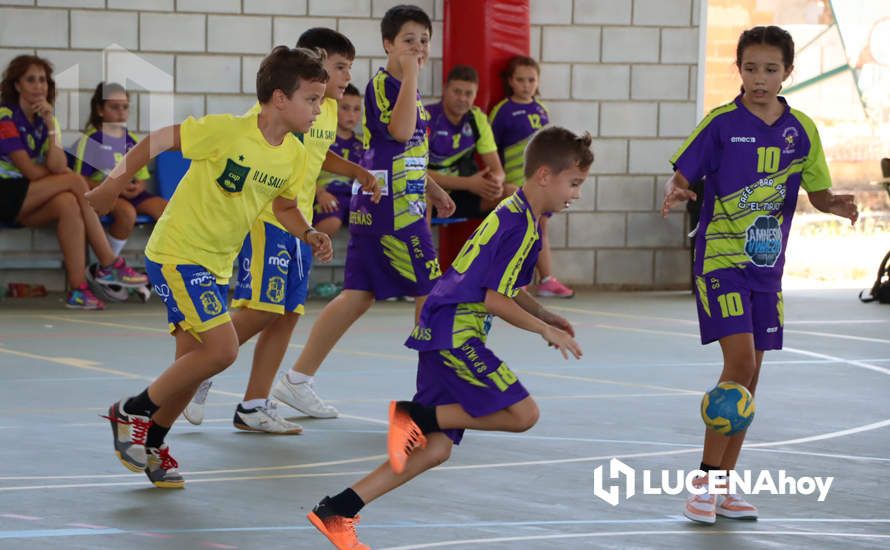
0, 0, 701, 289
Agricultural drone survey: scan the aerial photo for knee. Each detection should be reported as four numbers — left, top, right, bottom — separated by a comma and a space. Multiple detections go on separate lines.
207, 341, 239, 372
55, 192, 82, 217
115, 201, 137, 225
510, 402, 540, 433
425, 442, 452, 467
722, 361, 757, 388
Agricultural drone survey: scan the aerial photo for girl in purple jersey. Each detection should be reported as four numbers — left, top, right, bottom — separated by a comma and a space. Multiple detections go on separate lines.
489, 56, 574, 298
662, 26, 858, 525
72, 82, 168, 257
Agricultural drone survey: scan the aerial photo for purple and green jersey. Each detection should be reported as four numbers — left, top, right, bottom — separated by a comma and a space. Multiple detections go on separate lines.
353, 68, 430, 235
69, 126, 150, 182
317, 133, 364, 193
405, 189, 542, 352
0, 103, 59, 179
671, 95, 831, 292
426, 103, 497, 176
488, 97, 549, 185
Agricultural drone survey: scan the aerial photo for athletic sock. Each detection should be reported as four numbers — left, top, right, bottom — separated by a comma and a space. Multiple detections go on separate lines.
286, 371, 313, 385
700, 462, 720, 473
241, 398, 266, 410
107, 236, 127, 257
145, 422, 170, 449
404, 401, 440, 434
328, 488, 365, 518
123, 388, 159, 417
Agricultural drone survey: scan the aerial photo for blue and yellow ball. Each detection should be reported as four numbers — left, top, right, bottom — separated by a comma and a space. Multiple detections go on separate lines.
700, 381, 755, 435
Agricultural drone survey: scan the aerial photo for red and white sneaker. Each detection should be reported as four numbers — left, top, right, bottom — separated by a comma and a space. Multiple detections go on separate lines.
684, 475, 716, 524
717, 493, 758, 520
536, 276, 574, 298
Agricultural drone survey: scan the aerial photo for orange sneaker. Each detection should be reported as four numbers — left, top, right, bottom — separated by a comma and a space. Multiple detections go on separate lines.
387, 401, 427, 475
307, 497, 369, 550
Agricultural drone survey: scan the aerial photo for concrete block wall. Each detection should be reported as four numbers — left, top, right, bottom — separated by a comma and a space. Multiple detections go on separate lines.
0, 0, 701, 290
531, 0, 700, 288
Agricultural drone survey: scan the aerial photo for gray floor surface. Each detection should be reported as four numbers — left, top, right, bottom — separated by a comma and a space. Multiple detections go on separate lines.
1, 289, 888, 549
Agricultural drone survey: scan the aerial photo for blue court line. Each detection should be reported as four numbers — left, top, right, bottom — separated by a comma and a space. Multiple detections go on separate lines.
2, 518, 889, 540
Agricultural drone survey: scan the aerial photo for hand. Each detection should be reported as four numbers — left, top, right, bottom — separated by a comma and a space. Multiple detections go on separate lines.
467, 167, 502, 201
32, 99, 54, 125
85, 179, 122, 215
427, 181, 456, 218
828, 194, 858, 225
542, 325, 583, 360
397, 47, 422, 77
542, 310, 575, 337
306, 230, 333, 263
355, 168, 381, 204
121, 179, 145, 199
316, 188, 339, 213
661, 179, 697, 217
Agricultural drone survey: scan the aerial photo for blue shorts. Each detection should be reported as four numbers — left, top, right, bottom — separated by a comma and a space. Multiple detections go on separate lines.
695, 275, 784, 350
232, 220, 312, 315
343, 225, 441, 300
144, 258, 231, 337
413, 338, 529, 445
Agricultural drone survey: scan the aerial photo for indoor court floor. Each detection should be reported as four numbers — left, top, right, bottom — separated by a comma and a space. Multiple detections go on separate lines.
1, 289, 888, 549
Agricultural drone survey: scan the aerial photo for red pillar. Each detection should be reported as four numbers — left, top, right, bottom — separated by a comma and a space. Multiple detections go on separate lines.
437, 0, 530, 271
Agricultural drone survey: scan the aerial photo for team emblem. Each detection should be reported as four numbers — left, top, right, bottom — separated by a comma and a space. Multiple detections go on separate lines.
199, 290, 223, 315
216, 158, 250, 193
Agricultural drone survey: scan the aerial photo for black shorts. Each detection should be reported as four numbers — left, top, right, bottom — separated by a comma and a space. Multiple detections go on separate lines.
0, 178, 30, 225
451, 189, 488, 219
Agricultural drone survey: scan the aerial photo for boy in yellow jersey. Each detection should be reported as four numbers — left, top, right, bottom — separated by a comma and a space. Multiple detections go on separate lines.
182, 29, 380, 433
86, 47, 333, 488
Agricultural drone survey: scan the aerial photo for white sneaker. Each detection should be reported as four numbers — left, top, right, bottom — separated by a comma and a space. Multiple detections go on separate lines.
717, 494, 758, 520
233, 400, 303, 434
271, 375, 339, 418
183, 379, 212, 425
684, 476, 716, 524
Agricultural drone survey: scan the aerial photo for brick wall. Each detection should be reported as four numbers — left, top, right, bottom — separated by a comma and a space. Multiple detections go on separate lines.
0, 0, 702, 290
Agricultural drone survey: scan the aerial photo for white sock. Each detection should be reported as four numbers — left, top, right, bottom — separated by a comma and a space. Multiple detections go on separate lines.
241, 398, 266, 410
286, 371, 313, 385
540, 276, 553, 283
107, 235, 127, 256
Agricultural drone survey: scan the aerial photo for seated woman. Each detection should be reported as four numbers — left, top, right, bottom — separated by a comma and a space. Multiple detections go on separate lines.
0, 55, 146, 309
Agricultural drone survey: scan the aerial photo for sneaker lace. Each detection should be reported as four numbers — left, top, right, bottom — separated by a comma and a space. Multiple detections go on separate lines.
193, 380, 212, 405
339, 515, 361, 540
403, 423, 425, 455
130, 415, 151, 445
155, 446, 179, 470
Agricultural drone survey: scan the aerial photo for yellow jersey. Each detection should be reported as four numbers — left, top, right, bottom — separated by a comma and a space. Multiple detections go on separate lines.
145, 112, 308, 279
247, 97, 338, 227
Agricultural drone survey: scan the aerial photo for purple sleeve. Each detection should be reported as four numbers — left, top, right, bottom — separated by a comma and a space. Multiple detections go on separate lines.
670, 116, 720, 182
0, 114, 24, 157
482, 223, 533, 297
364, 75, 396, 141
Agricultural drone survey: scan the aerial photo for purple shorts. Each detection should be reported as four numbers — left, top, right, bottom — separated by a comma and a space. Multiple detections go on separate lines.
413, 338, 529, 444
343, 225, 441, 300
695, 275, 784, 350
123, 191, 157, 208
314, 184, 352, 225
